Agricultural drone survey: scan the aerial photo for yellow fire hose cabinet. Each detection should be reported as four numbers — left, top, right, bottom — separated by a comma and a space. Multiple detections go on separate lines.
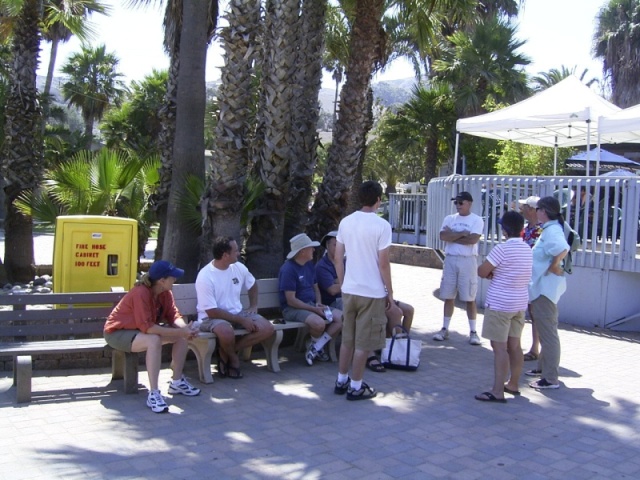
53, 216, 138, 293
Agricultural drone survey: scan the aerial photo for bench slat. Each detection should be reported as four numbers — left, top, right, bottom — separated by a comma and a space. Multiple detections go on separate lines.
0, 292, 125, 306
0, 338, 107, 355
0, 322, 105, 337
0, 307, 114, 323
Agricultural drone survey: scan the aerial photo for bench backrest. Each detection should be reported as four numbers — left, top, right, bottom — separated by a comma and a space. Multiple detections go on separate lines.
0, 292, 126, 338
172, 278, 281, 317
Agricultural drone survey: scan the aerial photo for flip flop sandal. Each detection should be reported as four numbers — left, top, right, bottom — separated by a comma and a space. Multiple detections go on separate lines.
523, 352, 538, 361
366, 355, 386, 373
475, 391, 507, 403
226, 365, 244, 379
217, 358, 228, 378
504, 386, 521, 396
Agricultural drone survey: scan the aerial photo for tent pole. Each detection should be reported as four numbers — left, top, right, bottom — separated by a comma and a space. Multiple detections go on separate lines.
586, 119, 592, 176
453, 132, 460, 175
596, 131, 601, 176
553, 136, 558, 176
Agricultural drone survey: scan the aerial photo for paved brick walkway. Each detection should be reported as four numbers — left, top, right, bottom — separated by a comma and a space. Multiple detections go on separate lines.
1, 263, 639, 479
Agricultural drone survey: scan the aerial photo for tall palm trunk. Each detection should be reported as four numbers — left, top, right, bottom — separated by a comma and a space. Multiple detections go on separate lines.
200, 0, 260, 264
161, 0, 209, 281
246, 0, 301, 278
307, 0, 385, 240
152, 46, 180, 260
0, 0, 43, 282
284, 0, 327, 244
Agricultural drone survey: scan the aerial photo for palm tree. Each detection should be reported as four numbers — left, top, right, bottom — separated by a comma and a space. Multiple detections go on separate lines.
160, 0, 214, 281
200, 0, 260, 263
307, 0, 386, 241
593, 0, 640, 107
432, 16, 530, 117
0, 0, 42, 282
284, 0, 327, 249
531, 66, 599, 91
245, 0, 307, 277
40, 0, 108, 118
15, 148, 160, 259
380, 83, 455, 185
128, 0, 217, 269
60, 44, 127, 145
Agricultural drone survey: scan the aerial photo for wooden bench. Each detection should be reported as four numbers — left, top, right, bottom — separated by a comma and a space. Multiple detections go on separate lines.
0, 279, 337, 401
173, 278, 338, 384
0, 291, 139, 403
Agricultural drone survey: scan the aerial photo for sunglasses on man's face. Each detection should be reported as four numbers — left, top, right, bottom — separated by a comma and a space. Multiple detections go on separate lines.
454, 200, 465, 205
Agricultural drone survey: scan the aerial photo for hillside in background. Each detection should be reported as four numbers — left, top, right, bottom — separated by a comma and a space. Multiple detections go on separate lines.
40, 74, 416, 127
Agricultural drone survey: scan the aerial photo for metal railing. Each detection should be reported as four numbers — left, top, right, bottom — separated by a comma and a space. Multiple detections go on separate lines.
390, 175, 640, 273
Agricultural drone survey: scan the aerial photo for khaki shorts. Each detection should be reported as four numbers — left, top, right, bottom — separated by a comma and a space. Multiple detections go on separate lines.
104, 329, 139, 352
481, 309, 525, 342
200, 311, 263, 332
341, 293, 387, 351
439, 255, 478, 302
282, 303, 316, 323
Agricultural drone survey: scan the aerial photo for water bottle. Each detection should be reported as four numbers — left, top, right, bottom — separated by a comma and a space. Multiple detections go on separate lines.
324, 306, 333, 323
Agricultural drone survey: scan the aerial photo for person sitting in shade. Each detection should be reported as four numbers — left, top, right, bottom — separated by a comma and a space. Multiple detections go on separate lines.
104, 260, 201, 414
279, 233, 343, 366
195, 236, 275, 379
316, 229, 414, 373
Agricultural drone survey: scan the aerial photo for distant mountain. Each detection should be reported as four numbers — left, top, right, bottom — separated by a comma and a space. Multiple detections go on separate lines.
40, 75, 415, 117
207, 77, 416, 114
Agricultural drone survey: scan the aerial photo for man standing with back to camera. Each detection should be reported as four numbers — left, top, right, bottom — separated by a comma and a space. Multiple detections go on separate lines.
333, 180, 393, 401
433, 191, 484, 345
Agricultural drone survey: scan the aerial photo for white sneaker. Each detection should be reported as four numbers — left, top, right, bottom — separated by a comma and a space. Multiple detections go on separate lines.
305, 339, 317, 366
146, 389, 169, 413
168, 376, 201, 396
432, 328, 449, 341
316, 347, 331, 362
469, 331, 481, 345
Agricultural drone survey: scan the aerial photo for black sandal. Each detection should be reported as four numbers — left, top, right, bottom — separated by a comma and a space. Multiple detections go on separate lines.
366, 355, 386, 373
226, 365, 243, 379
217, 358, 228, 378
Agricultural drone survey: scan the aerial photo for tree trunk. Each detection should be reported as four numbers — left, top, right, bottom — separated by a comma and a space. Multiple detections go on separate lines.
0, 0, 43, 283
284, 0, 327, 245
425, 131, 439, 185
161, 0, 208, 281
307, 0, 385, 241
246, 0, 300, 278
200, 0, 260, 264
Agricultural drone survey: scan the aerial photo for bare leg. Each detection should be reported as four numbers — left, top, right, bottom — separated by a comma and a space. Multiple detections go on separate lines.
505, 336, 523, 392
490, 340, 508, 400
169, 337, 189, 381
351, 348, 369, 382
235, 317, 275, 350
443, 298, 455, 319
466, 300, 477, 322
400, 302, 414, 332
212, 323, 239, 369
131, 333, 163, 391
525, 304, 540, 357
338, 342, 353, 375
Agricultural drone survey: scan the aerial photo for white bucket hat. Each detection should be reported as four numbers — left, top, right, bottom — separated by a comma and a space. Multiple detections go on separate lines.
518, 196, 540, 208
287, 233, 320, 259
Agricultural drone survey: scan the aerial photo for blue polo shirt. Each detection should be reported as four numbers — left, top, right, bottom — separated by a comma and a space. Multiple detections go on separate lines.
529, 221, 569, 304
278, 259, 317, 310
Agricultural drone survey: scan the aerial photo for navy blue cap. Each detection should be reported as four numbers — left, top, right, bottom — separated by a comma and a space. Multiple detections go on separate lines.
148, 260, 184, 280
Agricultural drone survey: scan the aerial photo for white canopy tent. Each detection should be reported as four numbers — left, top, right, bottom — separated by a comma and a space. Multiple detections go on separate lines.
454, 76, 621, 174
596, 104, 640, 174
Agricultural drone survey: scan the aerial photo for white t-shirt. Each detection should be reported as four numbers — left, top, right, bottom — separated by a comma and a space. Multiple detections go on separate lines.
441, 212, 484, 256
337, 210, 391, 299
195, 261, 256, 320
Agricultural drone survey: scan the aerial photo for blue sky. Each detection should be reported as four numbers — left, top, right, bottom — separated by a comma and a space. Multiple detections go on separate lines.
37, 0, 607, 88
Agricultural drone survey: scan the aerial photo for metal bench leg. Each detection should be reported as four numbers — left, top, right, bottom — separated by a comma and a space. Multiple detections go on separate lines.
188, 336, 217, 384
16, 355, 32, 403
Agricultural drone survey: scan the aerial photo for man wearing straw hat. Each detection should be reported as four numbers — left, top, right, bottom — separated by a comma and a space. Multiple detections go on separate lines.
279, 233, 343, 366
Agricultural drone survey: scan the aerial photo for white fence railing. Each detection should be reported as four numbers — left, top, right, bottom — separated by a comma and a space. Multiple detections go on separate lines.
390, 175, 640, 273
